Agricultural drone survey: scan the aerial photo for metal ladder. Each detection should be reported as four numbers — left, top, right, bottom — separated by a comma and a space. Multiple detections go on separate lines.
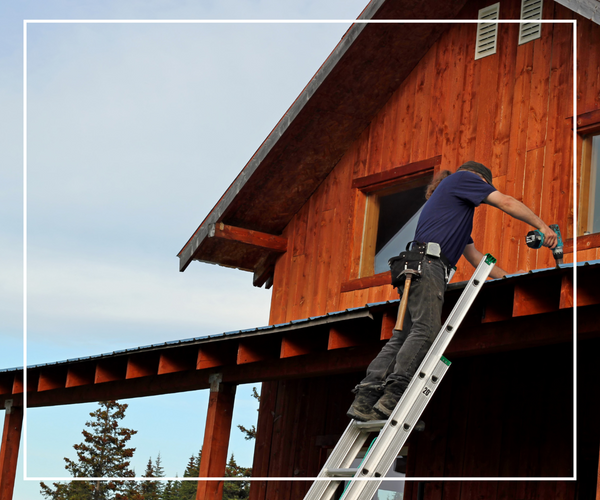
303, 254, 496, 500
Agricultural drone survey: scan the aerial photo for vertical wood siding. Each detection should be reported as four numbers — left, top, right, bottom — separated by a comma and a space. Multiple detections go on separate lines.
269, 0, 596, 326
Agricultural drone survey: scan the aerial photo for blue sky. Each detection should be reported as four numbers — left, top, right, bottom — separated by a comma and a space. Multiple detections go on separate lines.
0, 1, 368, 498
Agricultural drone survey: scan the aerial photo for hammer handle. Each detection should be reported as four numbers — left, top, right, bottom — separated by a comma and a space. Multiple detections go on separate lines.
394, 275, 412, 331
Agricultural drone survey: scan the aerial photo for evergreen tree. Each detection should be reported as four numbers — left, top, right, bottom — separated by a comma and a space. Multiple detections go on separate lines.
222, 454, 251, 500
40, 400, 137, 500
139, 454, 164, 500
237, 386, 260, 441
177, 451, 201, 500
161, 479, 180, 500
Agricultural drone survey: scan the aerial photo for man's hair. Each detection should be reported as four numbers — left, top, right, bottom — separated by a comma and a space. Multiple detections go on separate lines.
425, 170, 452, 199
457, 161, 493, 186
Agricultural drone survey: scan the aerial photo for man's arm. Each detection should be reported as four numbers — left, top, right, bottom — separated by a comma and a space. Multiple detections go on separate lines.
463, 243, 508, 279
483, 191, 558, 248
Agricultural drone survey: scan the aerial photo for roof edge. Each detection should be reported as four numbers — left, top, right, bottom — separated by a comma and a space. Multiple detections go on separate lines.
177, 1, 387, 271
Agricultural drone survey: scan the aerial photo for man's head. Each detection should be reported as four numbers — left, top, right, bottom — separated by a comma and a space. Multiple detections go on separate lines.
457, 161, 493, 186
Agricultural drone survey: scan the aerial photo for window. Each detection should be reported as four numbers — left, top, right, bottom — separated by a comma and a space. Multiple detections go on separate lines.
365, 183, 429, 276
579, 132, 600, 235
358, 167, 434, 278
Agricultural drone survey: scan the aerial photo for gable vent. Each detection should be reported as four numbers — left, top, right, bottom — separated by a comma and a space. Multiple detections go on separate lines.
475, 3, 500, 60
519, 0, 543, 45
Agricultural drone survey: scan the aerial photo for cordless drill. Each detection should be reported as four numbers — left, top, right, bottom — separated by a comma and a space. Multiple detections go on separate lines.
525, 224, 563, 265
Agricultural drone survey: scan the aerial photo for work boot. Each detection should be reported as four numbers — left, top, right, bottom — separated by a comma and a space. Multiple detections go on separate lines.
373, 383, 405, 418
346, 386, 383, 422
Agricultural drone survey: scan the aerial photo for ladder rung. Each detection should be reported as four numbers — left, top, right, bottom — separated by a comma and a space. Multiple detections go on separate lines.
353, 420, 387, 432
325, 468, 359, 478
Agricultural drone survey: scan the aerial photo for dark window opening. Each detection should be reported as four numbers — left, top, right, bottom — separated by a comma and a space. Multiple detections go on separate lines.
373, 184, 428, 275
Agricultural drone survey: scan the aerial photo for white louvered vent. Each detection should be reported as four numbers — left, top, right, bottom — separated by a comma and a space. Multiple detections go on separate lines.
519, 0, 543, 45
475, 3, 500, 60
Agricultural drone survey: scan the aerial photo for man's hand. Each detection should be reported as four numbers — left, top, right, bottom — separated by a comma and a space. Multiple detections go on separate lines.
539, 225, 558, 249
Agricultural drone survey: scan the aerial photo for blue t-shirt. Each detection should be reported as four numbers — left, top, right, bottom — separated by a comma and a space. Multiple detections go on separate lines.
414, 170, 496, 266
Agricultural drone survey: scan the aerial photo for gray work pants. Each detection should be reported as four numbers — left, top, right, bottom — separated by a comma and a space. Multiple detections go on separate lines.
356, 257, 448, 393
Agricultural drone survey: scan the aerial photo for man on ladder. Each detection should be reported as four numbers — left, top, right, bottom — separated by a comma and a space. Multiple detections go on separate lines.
347, 161, 558, 422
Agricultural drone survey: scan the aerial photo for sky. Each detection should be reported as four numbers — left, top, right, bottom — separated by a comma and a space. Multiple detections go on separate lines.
0, 1, 369, 498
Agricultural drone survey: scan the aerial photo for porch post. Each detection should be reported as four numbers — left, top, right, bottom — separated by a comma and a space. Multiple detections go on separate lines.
0, 401, 23, 500
196, 374, 236, 500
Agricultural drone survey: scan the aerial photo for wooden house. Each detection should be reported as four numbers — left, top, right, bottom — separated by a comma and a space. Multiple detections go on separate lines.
176, 0, 600, 498
2, 0, 600, 499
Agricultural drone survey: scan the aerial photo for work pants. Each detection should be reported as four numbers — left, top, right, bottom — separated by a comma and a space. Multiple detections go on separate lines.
356, 257, 448, 394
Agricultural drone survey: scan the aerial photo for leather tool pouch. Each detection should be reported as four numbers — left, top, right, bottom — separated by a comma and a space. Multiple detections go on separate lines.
388, 250, 424, 289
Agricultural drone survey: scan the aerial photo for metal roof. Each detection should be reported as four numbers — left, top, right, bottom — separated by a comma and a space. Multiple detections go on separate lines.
4, 259, 592, 374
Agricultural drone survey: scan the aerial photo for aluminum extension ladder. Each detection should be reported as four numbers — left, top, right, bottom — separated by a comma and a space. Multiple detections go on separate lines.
303, 254, 497, 500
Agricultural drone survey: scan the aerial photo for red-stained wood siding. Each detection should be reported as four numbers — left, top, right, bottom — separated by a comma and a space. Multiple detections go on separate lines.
268, 0, 600, 326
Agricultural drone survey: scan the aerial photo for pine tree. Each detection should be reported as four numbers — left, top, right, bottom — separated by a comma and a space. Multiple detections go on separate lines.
222, 454, 251, 500
237, 386, 260, 441
139, 454, 164, 500
40, 400, 137, 500
161, 478, 180, 500
177, 451, 201, 500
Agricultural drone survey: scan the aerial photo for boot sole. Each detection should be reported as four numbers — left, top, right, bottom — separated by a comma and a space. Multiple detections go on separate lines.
346, 406, 373, 422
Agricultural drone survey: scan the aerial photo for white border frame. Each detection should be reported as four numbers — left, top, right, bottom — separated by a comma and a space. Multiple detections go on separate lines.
22, 18, 578, 483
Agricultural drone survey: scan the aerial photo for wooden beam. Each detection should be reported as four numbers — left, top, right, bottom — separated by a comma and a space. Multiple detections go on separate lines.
253, 253, 278, 289
341, 272, 391, 293
66, 364, 95, 388
513, 276, 561, 317
572, 108, 600, 133
0, 378, 11, 398
280, 332, 328, 359
126, 354, 159, 380
95, 360, 126, 384
11, 378, 21, 396
158, 350, 197, 375
38, 369, 67, 392
237, 339, 280, 365
563, 233, 600, 253
352, 156, 441, 191
0, 402, 23, 500
196, 375, 236, 500
481, 286, 514, 323
575, 266, 600, 307
560, 274, 574, 309
208, 223, 287, 253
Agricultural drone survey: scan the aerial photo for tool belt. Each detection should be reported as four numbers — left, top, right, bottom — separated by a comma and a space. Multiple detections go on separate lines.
388, 241, 451, 289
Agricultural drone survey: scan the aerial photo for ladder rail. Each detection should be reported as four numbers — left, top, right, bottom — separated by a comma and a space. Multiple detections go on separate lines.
411, 254, 496, 384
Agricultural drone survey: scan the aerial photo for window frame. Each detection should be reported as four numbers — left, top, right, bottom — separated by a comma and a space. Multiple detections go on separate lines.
359, 176, 432, 277
578, 129, 600, 237
560, 108, 600, 256
342, 156, 441, 293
